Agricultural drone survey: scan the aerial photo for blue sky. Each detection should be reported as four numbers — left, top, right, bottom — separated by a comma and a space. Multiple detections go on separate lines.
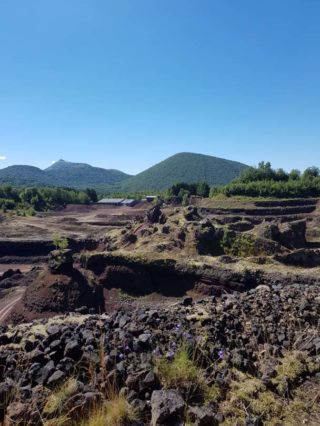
0, 0, 319, 175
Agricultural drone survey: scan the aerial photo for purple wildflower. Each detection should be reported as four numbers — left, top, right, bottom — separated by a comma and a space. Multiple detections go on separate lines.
218, 350, 224, 359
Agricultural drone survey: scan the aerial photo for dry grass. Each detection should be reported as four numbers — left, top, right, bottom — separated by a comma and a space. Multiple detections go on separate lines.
271, 350, 306, 394
79, 396, 138, 426
219, 369, 282, 425
43, 378, 78, 416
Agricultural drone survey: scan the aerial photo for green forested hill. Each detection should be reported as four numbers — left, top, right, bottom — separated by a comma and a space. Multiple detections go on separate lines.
0, 166, 52, 186
0, 154, 248, 192
114, 153, 249, 192
44, 160, 131, 188
0, 160, 130, 190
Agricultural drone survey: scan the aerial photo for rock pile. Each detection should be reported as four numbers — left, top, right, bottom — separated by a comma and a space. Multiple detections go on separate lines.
0, 282, 319, 425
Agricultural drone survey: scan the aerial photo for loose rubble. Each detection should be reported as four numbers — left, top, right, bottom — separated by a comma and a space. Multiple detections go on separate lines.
0, 282, 319, 425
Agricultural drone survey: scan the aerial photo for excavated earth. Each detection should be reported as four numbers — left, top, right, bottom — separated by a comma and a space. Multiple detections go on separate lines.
0, 198, 320, 424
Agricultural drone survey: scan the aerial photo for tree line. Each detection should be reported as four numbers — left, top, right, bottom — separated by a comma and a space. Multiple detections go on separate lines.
0, 185, 98, 215
211, 162, 320, 198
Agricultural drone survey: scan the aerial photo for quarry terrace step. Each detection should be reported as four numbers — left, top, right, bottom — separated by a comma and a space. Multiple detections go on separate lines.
254, 198, 319, 207
200, 205, 316, 216
0, 239, 100, 258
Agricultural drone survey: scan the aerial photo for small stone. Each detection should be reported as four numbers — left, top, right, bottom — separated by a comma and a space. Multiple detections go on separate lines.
47, 370, 65, 387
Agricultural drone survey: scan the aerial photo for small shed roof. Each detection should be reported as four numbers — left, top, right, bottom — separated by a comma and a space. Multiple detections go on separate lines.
122, 199, 136, 204
98, 198, 124, 204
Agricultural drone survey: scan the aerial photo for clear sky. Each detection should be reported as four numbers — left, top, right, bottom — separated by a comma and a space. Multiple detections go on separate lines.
0, 0, 319, 175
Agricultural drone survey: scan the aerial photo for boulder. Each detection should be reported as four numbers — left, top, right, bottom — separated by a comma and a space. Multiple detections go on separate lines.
184, 206, 200, 221
151, 390, 185, 425
64, 341, 82, 360
147, 206, 166, 224
48, 249, 74, 274
278, 220, 306, 249
188, 406, 218, 426
194, 223, 224, 256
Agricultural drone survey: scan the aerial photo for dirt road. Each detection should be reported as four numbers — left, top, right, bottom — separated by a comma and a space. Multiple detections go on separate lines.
0, 288, 25, 323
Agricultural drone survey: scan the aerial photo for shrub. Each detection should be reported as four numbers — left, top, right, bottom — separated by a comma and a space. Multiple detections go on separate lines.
53, 232, 69, 251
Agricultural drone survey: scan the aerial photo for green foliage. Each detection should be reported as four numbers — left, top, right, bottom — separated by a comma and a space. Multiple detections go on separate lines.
85, 188, 98, 202
155, 343, 222, 405
156, 345, 200, 388
221, 230, 263, 257
167, 181, 210, 198
53, 233, 69, 251
113, 152, 248, 192
0, 185, 96, 213
212, 161, 320, 198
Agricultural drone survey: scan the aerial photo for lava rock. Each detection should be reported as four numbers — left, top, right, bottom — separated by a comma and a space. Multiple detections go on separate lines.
151, 389, 185, 425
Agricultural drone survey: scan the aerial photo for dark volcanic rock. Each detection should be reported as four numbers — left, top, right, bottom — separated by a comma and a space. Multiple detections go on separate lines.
1, 281, 320, 425
188, 406, 218, 426
151, 389, 185, 425
184, 206, 200, 221
0, 269, 21, 282
275, 249, 320, 268
47, 370, 66, 387
194, 222, 224, 256
48, 249, 73, 274
64, 341, 82, 360
147, 206, 166, 224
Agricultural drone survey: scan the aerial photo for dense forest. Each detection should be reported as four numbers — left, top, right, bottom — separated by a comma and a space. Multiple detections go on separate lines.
114, 152, 248, 192
211, 162, 320, 198
0, 185, 98, 215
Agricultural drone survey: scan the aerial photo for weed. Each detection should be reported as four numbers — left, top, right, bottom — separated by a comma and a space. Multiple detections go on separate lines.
43, 378, 78, 416
155, 343, 221, 405
79, 396, 138, 426
53, 232, 69, 251
271, 351, 306, 394
155, 344, 200, 388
